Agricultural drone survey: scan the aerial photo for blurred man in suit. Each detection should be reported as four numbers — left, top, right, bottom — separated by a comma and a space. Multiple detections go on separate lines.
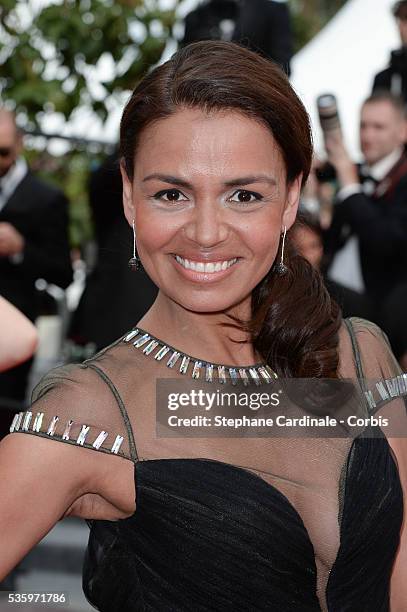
373, 1, 407, 103
69, 152, 158, 351
324, 92, 407, 362
0, 109, 72, 424
182, 0, 293, 75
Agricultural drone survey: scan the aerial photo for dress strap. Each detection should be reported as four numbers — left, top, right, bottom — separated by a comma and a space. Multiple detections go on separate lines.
343, 317, 371, 415
85, 363, 139, 462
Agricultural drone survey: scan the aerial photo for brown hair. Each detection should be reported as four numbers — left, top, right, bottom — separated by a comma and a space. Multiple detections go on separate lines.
363, 90, 407, 119
393, 1, 407, 20
120, 41, 341, 378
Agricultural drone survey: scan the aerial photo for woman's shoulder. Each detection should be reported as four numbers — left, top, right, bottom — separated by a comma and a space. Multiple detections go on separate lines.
338, 316, 401, 380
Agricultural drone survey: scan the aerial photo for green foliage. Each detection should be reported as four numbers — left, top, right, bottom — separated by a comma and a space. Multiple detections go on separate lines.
289, 0, 348, 53
0, 0, 346, 250
0, 0, 179, 125
0, 0, 179, 249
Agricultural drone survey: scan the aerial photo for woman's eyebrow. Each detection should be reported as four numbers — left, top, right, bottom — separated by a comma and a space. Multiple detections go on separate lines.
142, 174, 192, 188
142, 173, 277, 188
223, 175, 277, 187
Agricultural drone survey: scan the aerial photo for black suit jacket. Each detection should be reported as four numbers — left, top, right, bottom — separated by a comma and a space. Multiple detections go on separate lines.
68, 154, 158, 350
324, 156, 407, 301
182, 0, 292, 75
372, 48, 407, 103
0, 171, 73, 321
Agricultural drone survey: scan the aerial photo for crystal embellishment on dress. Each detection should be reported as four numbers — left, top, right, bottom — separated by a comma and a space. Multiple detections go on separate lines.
46, 416, 59, 436
249, 368, 261, 386
9, 410, 127, 458
134, 333, 150, 348
111, 435, 124, 454
229, 368, 238, 385
238, 369, 249, 386
124, 329, 139, 342
192, 361, 202, 379
167, 351, 181, 368
93, 430, 109, 449
154, 345, 170, 361
179, 355, 190, 374
122, 327, 278, 384
22, 411, 32, 431
62, 419, 74, 440
33, 412, 44, 432
218, 365, 226, 384
143, 340, 159, 355
205, 363, 214, 382
76, 425, 90, 446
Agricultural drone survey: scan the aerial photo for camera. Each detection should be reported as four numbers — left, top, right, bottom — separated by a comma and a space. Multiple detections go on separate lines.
317, 93, 341, 133
315, 93, 340, 182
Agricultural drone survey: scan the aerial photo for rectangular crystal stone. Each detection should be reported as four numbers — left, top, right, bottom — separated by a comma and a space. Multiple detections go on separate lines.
238, 369, 250, 386
249, 368, 261, 386
9, 413, 19, 433
32, 412, 44, 432
265, 365, 278, 379
22, 411, 33, 431
143, 340, 159, 355
229, 368, 238, 385
76, 425, 90, 446
180, 355, 190, 374
62, 419, 74, 440
154, 345, 170, 361
218, 365, 226, 384
133, 333, 150, 348
124, 329, 139, 342
205, 363, 214, 382
93, 430, 109, 449
46, 416, 59, 436
14, 412, 24, 431
167, 351, 180, 368
192, 361, 202, 379
111, 434, 124, 454
258, 367, 272, 383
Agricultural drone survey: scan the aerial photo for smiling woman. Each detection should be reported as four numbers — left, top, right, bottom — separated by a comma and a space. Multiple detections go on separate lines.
0, 41, 406, 612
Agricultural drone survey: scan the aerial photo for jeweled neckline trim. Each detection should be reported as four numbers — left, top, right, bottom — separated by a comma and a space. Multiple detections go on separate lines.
123, 327, 278, 386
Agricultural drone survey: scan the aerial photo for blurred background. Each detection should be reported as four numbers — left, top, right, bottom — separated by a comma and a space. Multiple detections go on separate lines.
0, 0, 406, 609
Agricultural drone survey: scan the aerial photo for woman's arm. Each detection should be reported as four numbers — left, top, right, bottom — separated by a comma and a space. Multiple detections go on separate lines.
0, 297, 38, 372
0, 434, 135, 581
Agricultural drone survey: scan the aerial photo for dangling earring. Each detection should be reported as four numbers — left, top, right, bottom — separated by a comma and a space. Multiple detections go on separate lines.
275, 225, 288, 275
128, 219, 142, 271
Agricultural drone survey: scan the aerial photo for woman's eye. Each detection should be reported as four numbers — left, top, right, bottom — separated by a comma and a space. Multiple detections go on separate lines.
229, 190, 263, 204
153, 189, 188, 202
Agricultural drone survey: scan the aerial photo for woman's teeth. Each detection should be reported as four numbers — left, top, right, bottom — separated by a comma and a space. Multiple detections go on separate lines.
174, 255, 238, 273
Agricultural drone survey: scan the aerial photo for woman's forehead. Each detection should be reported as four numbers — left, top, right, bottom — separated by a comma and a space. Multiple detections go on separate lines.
134, 108, 284, 179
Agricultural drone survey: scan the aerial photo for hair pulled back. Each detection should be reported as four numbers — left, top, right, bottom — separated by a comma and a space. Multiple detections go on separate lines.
120, 41, 341, 378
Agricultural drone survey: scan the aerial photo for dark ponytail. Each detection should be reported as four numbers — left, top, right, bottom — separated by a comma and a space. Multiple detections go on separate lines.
251, 235, 341, 378
120, 40, 342, 378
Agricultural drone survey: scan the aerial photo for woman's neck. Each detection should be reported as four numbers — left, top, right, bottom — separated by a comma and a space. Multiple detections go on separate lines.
136, 291, 261, 366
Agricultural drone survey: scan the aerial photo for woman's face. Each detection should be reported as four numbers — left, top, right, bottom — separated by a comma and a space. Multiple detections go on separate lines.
122, 108, 301, 314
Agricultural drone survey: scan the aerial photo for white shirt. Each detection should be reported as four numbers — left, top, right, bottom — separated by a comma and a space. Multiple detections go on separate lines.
336, 146, 404, 202
0, 157, 28, 213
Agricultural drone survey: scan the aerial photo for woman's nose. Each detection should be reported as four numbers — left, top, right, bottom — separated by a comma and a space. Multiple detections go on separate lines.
183, 199, 230, 247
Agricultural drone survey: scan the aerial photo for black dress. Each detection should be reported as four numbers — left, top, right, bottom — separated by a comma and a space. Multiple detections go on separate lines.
9, 318, 405, 611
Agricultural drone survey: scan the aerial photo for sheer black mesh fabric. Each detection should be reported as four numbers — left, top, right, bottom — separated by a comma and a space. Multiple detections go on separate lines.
9, 318, 405, 611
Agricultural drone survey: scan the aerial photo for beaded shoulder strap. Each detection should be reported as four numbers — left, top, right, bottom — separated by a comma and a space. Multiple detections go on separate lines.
9, 409, 126, 458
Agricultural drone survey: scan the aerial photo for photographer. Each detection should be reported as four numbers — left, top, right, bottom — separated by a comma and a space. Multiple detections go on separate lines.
324, 91, 407, 363
373, 0, 407, 102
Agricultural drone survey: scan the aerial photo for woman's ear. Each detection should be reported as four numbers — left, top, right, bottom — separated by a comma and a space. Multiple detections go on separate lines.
282, 173, 303, 230
120, 161, 135, 225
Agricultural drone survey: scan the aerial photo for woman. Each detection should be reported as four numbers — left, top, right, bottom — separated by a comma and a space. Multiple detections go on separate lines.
0, 42, 405, 610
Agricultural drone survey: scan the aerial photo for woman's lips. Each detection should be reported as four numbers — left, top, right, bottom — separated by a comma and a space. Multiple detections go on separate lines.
171, 254, 240, 282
